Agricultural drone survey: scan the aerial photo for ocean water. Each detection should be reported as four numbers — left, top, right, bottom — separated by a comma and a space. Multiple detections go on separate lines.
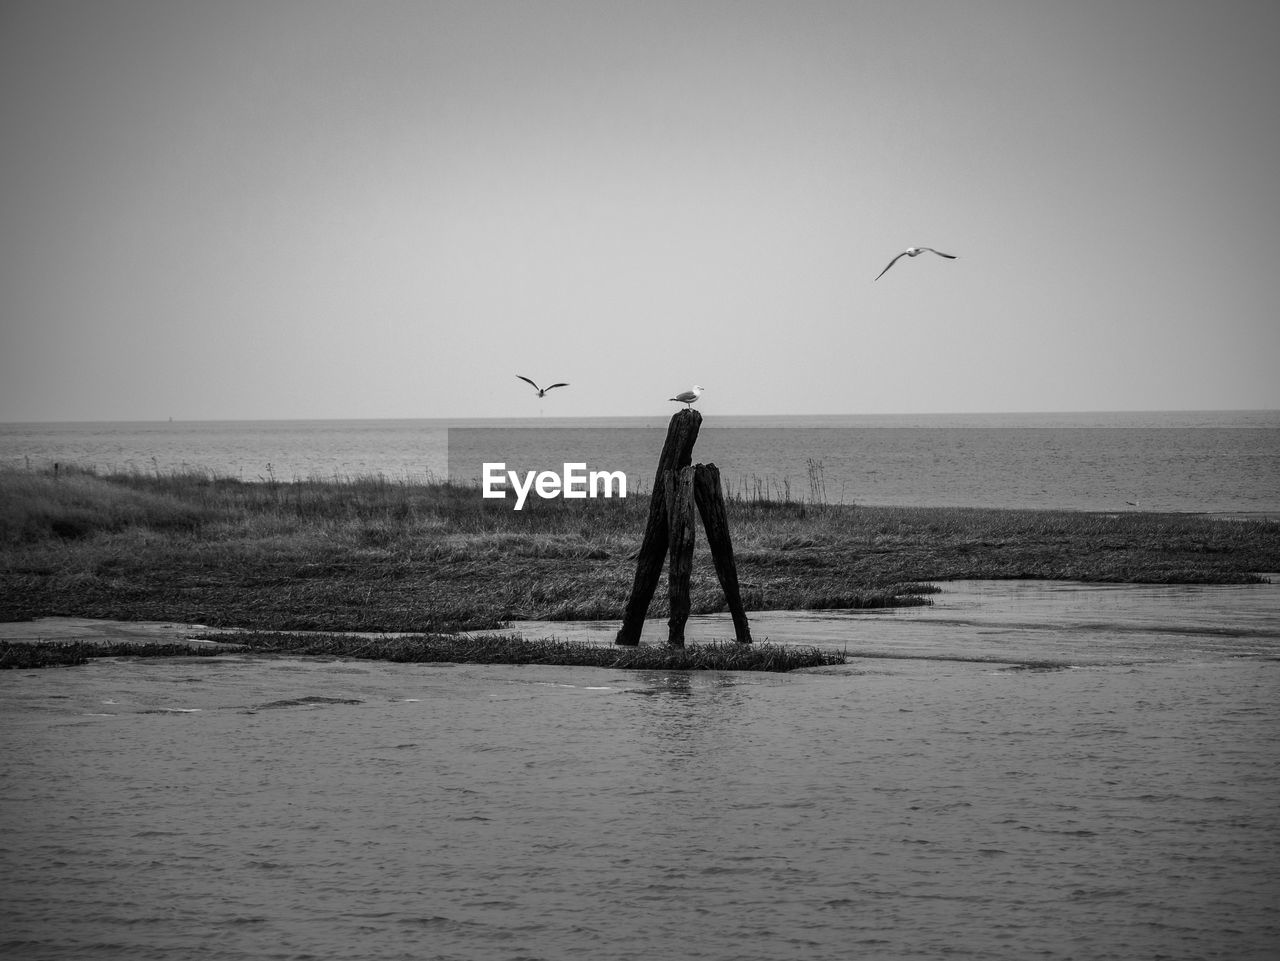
2, 579, 1279, 960
2, 410, 1279, 514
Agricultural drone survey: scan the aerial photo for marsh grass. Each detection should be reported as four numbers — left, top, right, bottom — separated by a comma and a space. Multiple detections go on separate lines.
204, 631, 845, 671
0, 639, 229, 670
3, 465, 1277, 635
1, 634, 844, 672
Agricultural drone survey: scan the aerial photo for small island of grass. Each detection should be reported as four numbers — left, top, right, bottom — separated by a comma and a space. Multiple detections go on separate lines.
2, 466, 1277, 670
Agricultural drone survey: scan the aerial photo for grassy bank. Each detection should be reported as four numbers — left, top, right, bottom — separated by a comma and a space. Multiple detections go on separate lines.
3, 466, 1278, 635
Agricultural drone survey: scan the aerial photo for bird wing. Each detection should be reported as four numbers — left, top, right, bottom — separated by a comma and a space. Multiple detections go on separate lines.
874, 251, 908, 281
921, 248, 957, 259
545, 383, 569, 391
516, 375, 541, 391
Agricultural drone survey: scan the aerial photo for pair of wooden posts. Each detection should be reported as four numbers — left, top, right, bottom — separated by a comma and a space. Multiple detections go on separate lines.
615, 409, 752, 647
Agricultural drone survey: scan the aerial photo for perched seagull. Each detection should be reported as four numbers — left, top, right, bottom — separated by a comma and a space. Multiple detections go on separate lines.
875, 246, 957, 281
517, 375, 569, 398
670, 385, 705, 408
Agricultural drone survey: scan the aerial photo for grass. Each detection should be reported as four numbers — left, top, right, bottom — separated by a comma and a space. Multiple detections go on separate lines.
1, 635, 846, 672
3, 464, 1278, 647
0, 640, 229, 670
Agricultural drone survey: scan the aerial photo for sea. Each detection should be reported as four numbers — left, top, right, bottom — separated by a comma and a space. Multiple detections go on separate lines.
2, 409, 1279, 514
3, 411, 1279, 959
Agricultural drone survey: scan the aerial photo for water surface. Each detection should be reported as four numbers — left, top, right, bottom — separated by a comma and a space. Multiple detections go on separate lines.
3, 580, 1278, 960
3, 411, 1278, 513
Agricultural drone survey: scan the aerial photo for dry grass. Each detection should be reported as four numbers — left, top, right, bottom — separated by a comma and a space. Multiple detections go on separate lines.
3, 465, 1277, 635
211, 632, 845, 671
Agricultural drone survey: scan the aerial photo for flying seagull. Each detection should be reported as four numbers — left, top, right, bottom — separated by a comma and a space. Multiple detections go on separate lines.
670, 385, 705, 408
875, 246, 957, 281
517, 375, 569, 398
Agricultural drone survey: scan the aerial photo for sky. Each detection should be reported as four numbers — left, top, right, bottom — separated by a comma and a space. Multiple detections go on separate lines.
2, 0, 1278, 422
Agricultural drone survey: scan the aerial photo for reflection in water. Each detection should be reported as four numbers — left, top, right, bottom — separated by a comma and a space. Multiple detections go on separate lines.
627, 672, 748, 795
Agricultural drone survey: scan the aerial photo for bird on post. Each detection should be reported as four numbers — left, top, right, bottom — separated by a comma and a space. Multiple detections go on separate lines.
669, 385, 704, 408
517, 375, 569, 398
874, 246, 957, 281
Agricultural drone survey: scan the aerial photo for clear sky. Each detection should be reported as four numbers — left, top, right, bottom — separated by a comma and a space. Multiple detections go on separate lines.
2, 0, 1278, 421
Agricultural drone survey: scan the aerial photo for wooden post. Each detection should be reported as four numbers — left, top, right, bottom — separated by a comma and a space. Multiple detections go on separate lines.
664, 465, 696, 647
615, 409, 702, 645
693, 463, 753, 644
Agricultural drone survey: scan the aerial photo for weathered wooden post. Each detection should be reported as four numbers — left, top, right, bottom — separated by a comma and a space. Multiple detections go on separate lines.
615, 409, 701, 645
616, 409, 751, 647
664, 465, 696, 646
693, 463, 753, 644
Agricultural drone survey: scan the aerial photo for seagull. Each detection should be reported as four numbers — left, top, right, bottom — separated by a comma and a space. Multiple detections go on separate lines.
670, 385, 704, 408
517, 375, 568, 398
875, 246, 957, 281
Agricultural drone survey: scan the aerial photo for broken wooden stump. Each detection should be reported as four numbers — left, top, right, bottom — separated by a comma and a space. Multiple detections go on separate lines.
693, 463, 753, 644
615, 409, 751, 647
614, 409, 701, 646
664, 466, 696, 646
